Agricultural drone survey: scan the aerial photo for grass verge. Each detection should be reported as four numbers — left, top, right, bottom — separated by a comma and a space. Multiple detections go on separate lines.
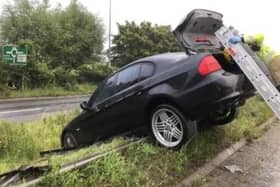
0, 96, 273, 186
0, 84, 96, 99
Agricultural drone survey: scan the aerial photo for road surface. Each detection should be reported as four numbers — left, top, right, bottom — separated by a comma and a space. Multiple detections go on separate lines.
204, 120, 280, 187
0, 95, 89, 121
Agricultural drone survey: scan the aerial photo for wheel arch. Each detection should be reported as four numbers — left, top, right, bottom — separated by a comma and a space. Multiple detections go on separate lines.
145, 95, 189, 121
60, 129, 69, 147
60, 128, 79, 147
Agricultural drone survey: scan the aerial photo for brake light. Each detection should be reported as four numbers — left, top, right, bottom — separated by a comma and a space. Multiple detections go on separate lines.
198, 56, 221, 76
194, 37, 210, 43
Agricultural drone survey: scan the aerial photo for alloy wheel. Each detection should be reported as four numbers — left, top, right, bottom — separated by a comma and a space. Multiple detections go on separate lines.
151, 108, 184, 148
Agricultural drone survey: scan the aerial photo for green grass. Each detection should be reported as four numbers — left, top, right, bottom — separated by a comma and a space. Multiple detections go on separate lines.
0, 110, 79, 173
0, 96, 273, 186
0, 84, 96, 99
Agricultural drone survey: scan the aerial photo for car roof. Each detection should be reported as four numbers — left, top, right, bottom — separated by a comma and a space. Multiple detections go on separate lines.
137, 52, 189, 72
134, 52, 188, 64
109, 52, 189, 80
117, 52, 189, 73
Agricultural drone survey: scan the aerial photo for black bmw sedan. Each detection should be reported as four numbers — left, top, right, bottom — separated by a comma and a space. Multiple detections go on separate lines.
61, 9, 259, 149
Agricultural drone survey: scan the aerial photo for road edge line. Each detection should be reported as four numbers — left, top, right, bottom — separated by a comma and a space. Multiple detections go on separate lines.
178, 116, 277, 187
0, 95, 90, 103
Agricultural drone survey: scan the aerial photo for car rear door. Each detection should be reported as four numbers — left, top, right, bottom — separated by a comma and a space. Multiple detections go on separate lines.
173, 9, 223, 54
110, 64, 143, 132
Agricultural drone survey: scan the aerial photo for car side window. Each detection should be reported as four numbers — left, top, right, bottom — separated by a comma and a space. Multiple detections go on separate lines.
115, 64, 141, 91
94, 74, 118, 104
139, 62, 155, 80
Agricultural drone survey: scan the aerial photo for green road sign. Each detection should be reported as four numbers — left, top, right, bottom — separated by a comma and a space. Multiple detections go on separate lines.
2, 45, 28, 65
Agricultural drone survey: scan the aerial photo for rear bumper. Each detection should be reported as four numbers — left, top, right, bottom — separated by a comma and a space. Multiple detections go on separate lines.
178, 70, 255, 118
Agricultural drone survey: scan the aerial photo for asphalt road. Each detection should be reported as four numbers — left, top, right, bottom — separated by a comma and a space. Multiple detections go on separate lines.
204, 120, 280, 187
0, 95, 89, 121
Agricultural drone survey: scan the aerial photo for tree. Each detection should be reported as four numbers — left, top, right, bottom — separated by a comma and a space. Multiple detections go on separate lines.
111, 21, 181, 67
1, 0, 104, 69
49, 0, 104, 69
0, 0, 105, 89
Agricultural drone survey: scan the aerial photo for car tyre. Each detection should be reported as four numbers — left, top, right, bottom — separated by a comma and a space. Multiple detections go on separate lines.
62, 131, 79, 149
208, 107, 239, 125
150, 104, 196, 149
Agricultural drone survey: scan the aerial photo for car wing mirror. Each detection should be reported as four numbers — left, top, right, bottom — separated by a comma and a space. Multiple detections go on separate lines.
80, 101, 90, 111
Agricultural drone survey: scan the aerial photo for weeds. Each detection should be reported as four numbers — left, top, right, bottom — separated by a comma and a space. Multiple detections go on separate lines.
0, 110, 79, 173
0, 96, 273, 186
0, 84, 96, 99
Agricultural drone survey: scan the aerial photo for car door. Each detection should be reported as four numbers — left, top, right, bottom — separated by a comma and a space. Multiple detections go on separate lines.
173, 9, 223, 54
79, 73, 120, 141
83, 64, 143, 139
131, 62, 155, 124
110, 62, 156, 131
107, 64, 143, 133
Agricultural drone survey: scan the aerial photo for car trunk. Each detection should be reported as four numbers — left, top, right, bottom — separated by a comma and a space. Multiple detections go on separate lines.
173, 9, 274, 84
173, 9, 242, 73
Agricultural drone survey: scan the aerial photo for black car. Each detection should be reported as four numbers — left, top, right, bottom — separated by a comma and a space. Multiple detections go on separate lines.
61, 9, 258, 149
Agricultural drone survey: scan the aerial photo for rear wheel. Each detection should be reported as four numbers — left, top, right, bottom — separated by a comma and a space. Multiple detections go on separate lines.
208, 107, 239, 125
150, 104, 196, 149
62, 131, 79, 149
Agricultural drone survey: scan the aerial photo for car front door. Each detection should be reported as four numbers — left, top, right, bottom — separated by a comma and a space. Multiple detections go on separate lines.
79, 73, 121, 141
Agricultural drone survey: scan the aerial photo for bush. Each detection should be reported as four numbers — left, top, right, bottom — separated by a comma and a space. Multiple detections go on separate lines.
53, 67, 78, 88
77, 63, 117, 83
28, 63, 55, 88
0, 85, 11, 97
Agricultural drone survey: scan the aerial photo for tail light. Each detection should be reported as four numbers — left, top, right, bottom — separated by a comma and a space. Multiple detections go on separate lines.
198, 55, 222, 76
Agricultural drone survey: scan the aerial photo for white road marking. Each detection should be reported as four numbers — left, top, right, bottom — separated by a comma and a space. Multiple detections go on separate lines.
0, 108, 43, 115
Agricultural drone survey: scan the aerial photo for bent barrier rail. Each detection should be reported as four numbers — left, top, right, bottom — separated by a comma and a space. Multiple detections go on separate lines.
0, 138, 145, 187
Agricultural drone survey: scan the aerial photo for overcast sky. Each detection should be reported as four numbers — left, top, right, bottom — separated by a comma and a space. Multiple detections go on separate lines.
1, 0, 280, 51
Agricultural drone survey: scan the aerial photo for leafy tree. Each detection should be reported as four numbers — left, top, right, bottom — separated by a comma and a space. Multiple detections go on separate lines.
111, 21, 181, 67
49, 0, 104, 69
0, 0, 106, 89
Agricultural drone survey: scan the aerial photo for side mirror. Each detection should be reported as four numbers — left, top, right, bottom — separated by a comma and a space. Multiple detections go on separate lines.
80, 101, 90, 111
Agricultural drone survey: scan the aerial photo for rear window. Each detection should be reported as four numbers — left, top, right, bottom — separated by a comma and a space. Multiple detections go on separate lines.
139, 62, 154, 80
115, 64, 141, 91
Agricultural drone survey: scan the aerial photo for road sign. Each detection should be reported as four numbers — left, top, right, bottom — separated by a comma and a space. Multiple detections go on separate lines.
2, 45, 28, 65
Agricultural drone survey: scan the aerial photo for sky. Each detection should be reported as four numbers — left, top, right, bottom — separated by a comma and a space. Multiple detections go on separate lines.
0, 0, 280, 51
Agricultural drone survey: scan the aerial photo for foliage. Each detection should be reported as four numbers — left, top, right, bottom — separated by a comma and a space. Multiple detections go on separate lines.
111, 21, 181, 67
0, 97, 273, 185
0, 0, 105, 90
77, 63, 117, 83
0, 84, 96, 99
41, 97, 272, 186
0, 110, 79, 173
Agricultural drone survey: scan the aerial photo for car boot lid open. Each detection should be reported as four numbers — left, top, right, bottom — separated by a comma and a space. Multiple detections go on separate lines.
174, 9, 223, 54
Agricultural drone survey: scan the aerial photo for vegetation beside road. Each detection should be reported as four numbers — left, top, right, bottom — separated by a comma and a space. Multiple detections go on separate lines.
0, 84, 96, 99
0, 0, 179, 98
0, 0, 115, 96
0, 97, 273, 186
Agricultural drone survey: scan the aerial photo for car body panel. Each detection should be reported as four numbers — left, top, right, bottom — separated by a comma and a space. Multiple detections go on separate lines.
174, 9, 223, 53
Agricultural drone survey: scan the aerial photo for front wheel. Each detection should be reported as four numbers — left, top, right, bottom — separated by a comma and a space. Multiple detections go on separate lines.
62, 131, 79, 149
150, 104, 196, 149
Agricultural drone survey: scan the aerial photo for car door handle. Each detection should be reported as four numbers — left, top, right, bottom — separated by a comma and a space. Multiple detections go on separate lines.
136, 91, 142, 96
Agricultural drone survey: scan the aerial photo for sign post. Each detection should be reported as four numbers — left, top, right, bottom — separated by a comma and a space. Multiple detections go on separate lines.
2, 45, 28, 65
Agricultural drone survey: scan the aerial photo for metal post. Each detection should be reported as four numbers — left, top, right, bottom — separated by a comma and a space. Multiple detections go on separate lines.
108, 0, 112, 66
